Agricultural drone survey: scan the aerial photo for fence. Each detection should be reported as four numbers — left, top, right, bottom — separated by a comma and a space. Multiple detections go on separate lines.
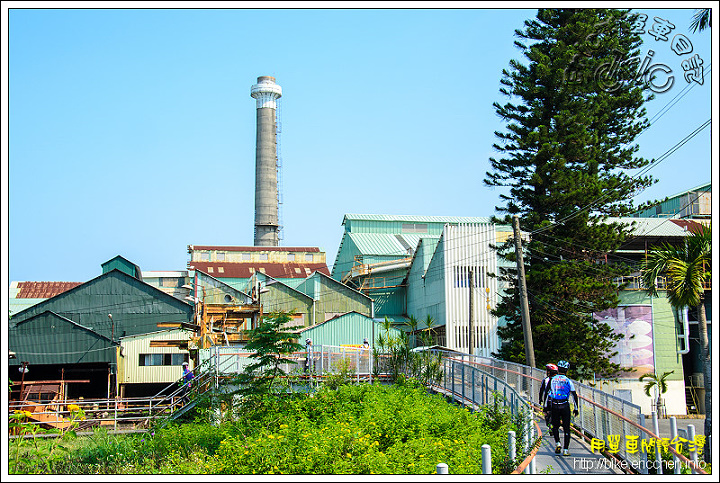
453, 353, 707, 475
428, 350, 541, 474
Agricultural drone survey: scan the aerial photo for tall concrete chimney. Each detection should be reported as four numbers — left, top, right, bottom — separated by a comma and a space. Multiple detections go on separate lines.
250, 76, 282, 247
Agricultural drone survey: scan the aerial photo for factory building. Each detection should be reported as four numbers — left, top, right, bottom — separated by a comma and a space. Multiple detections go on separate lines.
332, 214, 514, 356
8, 257, 195, 399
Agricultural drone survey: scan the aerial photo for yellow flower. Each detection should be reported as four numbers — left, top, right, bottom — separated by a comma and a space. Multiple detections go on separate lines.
346, 453, 351, 458
67, 404, 81, 412
268, 434, 275, 439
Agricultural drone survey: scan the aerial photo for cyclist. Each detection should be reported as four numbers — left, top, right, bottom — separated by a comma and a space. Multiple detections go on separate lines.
539, 363, 558, 430
548, 360, 579, 456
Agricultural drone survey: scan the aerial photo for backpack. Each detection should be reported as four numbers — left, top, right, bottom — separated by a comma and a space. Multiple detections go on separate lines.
549, 374, 571, 401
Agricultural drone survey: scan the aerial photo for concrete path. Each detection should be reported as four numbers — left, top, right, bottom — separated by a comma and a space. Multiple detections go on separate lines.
533, 422, 624, 475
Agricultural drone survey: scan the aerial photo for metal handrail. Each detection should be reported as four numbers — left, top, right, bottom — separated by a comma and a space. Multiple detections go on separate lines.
458, 354, 707, 475
425, 350, 540, 474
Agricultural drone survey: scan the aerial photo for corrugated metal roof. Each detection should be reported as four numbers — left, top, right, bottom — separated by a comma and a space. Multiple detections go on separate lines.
188, 262, 330, 279
606, 217, 693, 237
343, 214, 492, 224
190, 245, 322, 253
348, 233, 440, 256
13, 281, 82, 299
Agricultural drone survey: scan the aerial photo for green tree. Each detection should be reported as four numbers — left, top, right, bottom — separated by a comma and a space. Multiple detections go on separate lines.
690, 9, 711, 33
642, 225, 711, 459
485, 9, 656, 379
235, 311, 304, 398
639, 370, 674, 417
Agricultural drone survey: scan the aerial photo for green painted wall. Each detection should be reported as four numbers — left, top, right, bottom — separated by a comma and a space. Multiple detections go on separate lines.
101, 256, 141, 279
261, 282, 313, 324
295, 273, 372, 323
299, 312, 403, 347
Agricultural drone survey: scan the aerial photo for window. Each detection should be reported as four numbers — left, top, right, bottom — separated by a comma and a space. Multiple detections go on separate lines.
453, 266, 486, 288
208, 267, 214, 273
139, 353, 189, 366
402, 223, 428, 233
288, 253, 296, 261
200, 252, 210, 261
217, 252, 225, 261
218, 267, 224, 273
305, 253, 313, 262
242, 253, 251, 261
160, 277, 183, 288
259, 253, 269, 261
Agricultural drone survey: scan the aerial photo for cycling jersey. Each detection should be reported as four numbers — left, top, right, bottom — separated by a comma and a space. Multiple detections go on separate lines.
549, 374, 575, 402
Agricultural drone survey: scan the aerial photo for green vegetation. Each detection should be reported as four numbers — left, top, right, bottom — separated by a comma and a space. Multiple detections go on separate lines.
485, 9, 656, 379
10, 381, 526, 475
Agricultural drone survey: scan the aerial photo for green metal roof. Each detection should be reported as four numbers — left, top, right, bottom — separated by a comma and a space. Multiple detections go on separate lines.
10, 311, 117, 365
343, 214, 492, 224
348, 233, 440, 256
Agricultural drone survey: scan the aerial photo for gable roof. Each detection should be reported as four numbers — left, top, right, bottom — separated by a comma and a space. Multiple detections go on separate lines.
9, 311, 118, 365
195, 269, 253, 300
12, 281, 82, 299
254, 272, 314, 301
12, 310, 115, 342
302, 270, 374, 301
10, 268, 192, 324
187, 261, 330, 279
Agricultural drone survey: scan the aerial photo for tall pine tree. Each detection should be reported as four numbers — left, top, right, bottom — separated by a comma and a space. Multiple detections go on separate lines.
486, 9, 656, 379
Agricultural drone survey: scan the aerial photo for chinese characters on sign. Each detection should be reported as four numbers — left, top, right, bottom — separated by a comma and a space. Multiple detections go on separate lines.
590, 434, 706, 455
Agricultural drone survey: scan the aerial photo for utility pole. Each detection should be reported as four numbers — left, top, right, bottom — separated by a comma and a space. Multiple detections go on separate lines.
513, 215, 535, 368
469, 267, 475, 357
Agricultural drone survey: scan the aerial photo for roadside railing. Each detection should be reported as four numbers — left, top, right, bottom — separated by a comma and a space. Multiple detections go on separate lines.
456, 354, 707, 475
427, 350, 541, 474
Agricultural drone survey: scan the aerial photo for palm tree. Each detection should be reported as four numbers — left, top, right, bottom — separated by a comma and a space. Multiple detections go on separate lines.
639, 371, 674, 418
642, 225, 711, 459
690, 9, 711, 33
424, 315, 437, 345
406, 315, 420, 348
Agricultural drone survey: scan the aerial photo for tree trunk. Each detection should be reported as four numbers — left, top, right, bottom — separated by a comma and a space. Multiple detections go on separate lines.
697, 300, 711, 463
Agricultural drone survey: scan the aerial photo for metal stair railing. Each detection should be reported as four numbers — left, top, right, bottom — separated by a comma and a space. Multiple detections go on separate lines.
424, 350, 542, 474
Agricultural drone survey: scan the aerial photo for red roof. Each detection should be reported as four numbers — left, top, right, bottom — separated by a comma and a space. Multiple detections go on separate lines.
187, 262, 330, 279
15, 281, 82, 299
669, 219, 706, 234
189, 245, 322, 253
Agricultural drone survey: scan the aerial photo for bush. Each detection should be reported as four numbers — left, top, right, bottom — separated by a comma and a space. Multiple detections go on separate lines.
14, 383, 523, 474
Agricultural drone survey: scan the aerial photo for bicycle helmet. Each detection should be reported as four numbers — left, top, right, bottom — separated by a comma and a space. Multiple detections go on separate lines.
557, 360, 570, 369
546, 363, 558, 372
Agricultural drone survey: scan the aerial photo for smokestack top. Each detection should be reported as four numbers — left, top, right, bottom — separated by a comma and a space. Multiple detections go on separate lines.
251, 76, 282, 109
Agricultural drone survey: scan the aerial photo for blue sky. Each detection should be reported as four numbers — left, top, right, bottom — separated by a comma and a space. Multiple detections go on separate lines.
3, 4, 716, 284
